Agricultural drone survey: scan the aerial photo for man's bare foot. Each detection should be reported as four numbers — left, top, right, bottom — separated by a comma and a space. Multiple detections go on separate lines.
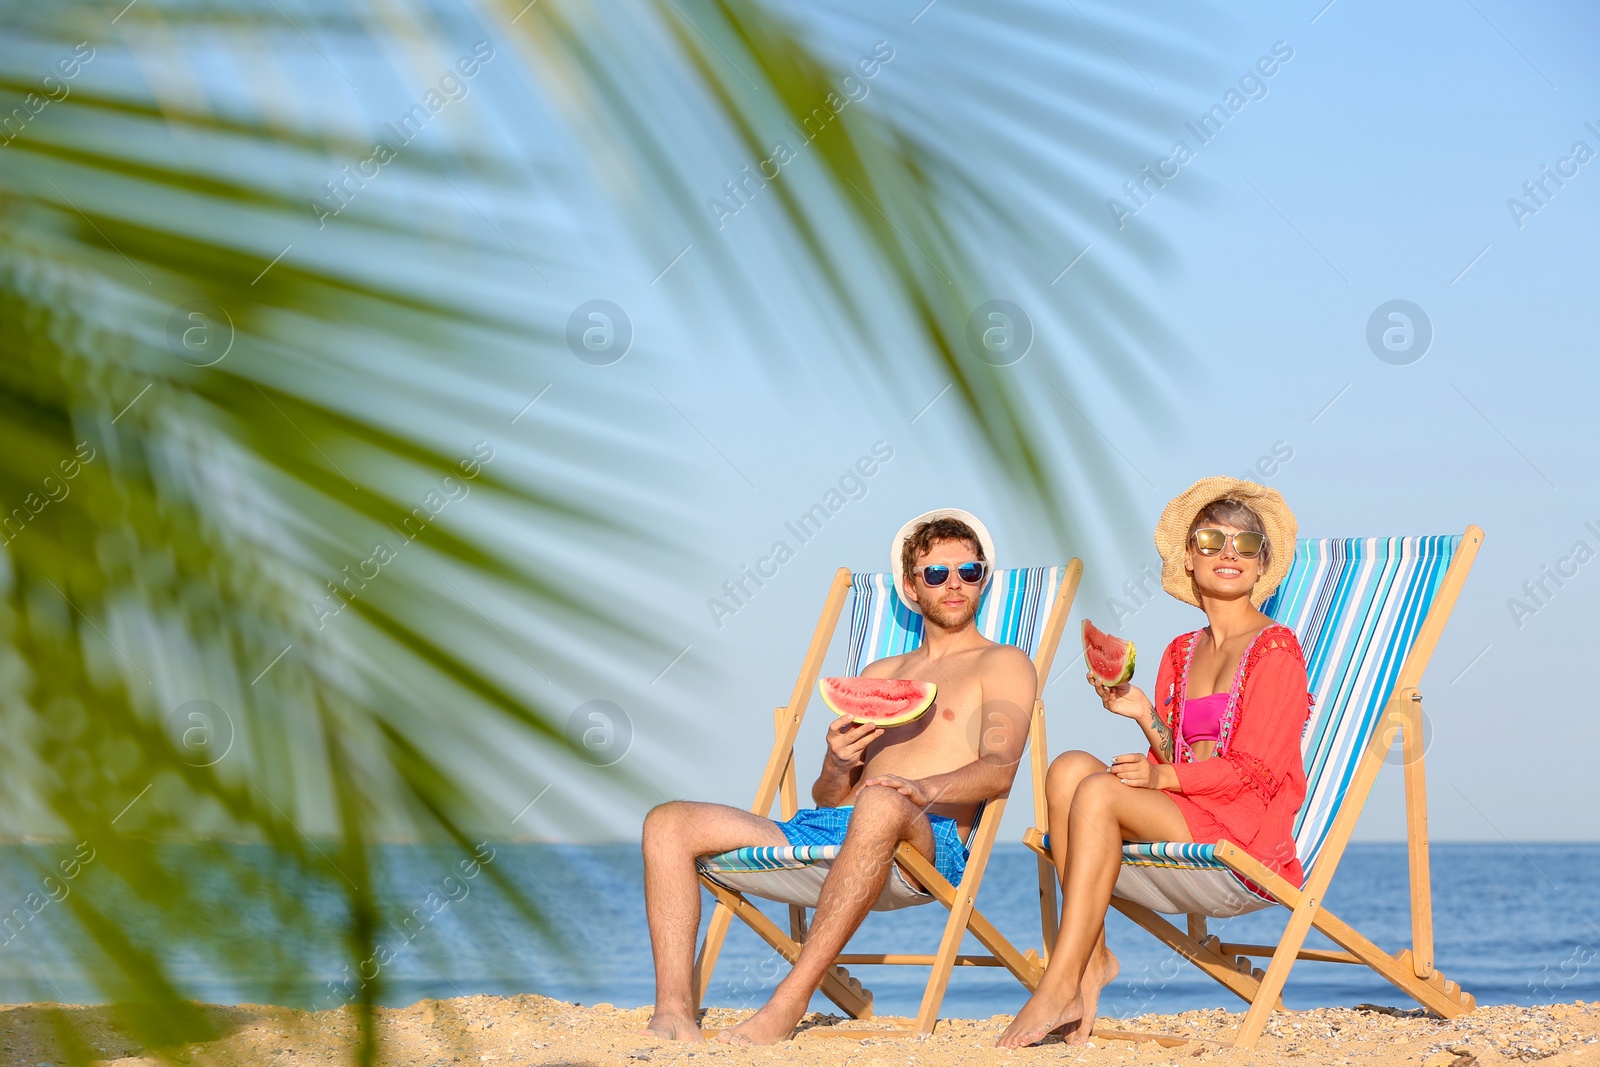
639, 1011, 705, 1042
1062, 943, 1120, 1045
996, 987, 1084, 1049
714, 996, 806, 1046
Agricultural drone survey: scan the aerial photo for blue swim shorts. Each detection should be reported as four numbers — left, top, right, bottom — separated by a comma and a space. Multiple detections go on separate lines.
772, 805, 969, 887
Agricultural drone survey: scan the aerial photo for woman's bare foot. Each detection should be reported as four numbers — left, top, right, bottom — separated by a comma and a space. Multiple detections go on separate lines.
714, 994, 806, 1046
639, 1011, 705, 1042
996, 987, 1084, 1049
1062, 943, 1120, 1045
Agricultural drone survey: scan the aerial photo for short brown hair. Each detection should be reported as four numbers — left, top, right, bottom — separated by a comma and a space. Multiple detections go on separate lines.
901, 518, 984, 581
1188, 498, 1271, 571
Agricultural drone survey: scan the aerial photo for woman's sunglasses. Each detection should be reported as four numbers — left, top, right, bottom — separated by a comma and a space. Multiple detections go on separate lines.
913, 561, 989, 587
1192, 528, 1266, 559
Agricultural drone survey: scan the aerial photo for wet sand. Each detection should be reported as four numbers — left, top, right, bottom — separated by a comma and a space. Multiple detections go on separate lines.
2, 995, 1595, 1065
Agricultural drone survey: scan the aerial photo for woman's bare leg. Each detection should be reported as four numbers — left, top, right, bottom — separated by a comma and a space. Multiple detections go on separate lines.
1043, 752, 1117, 1042
998, 774, 1192, 1048
1043, 750, 1107, 880
1039, 752, 1117, 1043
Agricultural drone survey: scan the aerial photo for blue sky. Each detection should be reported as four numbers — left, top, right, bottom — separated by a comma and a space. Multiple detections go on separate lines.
509, 0, 1600, 845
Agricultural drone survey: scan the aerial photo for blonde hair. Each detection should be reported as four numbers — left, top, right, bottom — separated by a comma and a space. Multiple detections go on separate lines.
1189, 498, 1271, 571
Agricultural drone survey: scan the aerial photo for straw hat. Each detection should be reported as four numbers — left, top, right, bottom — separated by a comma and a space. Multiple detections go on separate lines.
890, 508, 997, 614
1154, 477, 1296, 608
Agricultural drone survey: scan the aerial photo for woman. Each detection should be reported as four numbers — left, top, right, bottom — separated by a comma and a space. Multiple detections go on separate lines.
998, 477, 1314, 1048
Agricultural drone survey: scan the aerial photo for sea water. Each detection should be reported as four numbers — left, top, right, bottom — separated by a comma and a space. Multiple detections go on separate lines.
0, 843, 1595, 1018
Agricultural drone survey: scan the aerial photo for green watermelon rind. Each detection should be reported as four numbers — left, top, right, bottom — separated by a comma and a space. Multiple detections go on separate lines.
817, 677, 937, 727
1082, 619, 1136, 687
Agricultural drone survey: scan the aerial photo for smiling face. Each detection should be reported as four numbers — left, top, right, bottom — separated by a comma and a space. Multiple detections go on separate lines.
1185, 521, 1265, 605
904, 537, 984, 630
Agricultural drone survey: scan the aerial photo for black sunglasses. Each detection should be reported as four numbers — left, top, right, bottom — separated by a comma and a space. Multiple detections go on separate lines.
913, 561, 989, 587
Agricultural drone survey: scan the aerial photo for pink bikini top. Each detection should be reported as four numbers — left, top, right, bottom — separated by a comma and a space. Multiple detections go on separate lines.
1181, 692, 1228, 745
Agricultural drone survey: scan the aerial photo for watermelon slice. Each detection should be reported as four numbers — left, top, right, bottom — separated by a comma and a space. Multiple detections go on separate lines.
1082, 619, 1136, 687
818, 677, 937, 727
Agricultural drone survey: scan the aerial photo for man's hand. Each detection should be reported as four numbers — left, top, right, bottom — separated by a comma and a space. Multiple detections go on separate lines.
1109, 753, 1176, 790
859, 773, 940, 809
824, 717, 882, 772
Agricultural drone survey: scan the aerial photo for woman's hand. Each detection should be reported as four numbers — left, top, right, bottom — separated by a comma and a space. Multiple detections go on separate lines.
1087, 672, 1154, 723
1090, 672, 1175, 762
1109, 753, 1177, 790
1109, 753, 1154, 788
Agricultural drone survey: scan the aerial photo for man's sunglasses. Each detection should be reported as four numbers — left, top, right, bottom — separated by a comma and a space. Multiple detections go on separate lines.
1192, 528, 1266, 559
912, 561, 989, 587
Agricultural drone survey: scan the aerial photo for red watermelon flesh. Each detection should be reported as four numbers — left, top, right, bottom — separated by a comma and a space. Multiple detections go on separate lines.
818, 677, 937, 726
1082, 619, 1136, 686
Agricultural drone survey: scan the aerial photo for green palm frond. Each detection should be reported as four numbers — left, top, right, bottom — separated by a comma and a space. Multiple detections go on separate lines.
0, 0, 1206, 1061
514, 0, 1204, 543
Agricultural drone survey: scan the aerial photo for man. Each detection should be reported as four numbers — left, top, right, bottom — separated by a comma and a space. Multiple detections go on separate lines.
639, 508, 1038, 1045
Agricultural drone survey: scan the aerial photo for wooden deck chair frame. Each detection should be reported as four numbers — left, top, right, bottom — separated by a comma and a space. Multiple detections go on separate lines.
1024, 526, 1483, 1049
691, 560, 1082, 1038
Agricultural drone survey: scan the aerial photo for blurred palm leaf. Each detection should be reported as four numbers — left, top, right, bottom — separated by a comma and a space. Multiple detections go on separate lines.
517, 0, 1205, 537
0, 0, 1204, 1061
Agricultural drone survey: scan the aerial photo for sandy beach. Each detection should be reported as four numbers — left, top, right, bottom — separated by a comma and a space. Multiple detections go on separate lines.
4, 996, 1595, 1066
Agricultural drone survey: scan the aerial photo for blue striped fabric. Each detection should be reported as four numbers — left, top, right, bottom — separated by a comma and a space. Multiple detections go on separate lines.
842, 566, 1064, 675
1121, 841, 1224, 867
1044, 836, 1230, 870
700, 844, 841, 873
1099, 535, 1461, 914
698, 843, 936, 911
1262, 535, 1459, 875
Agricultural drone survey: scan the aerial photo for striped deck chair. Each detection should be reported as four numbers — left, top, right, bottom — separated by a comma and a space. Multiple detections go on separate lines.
692, 560, 1082, 1037
1023, 527, 1483, 1048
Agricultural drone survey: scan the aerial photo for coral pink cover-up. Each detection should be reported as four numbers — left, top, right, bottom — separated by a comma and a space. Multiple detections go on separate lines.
1147, 623, 1315, 886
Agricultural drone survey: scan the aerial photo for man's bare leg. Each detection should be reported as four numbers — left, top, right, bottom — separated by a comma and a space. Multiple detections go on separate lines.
717, 785, 936, 1046
640, 800, 789, 1041
997, 774, 1189, 1048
